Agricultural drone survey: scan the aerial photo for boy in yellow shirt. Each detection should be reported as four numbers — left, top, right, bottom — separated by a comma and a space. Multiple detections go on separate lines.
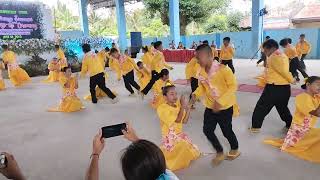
250, 39, 295, 133
191, 44, 240, 166
280, 38, 308, 82
296, 34, 311, 70
220, 37, 235, 73
141, 41, 173, 96
109, 48, 141, 96
81, 44, 118, 104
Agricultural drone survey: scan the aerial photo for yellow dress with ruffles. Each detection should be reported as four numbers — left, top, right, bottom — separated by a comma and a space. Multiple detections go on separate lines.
48, 76, 84, 112
2, 51, 31, 87
42, 62, 60, 83
264, 93, 320, 163
157, 102, 200, 171
0, 62, 5, 90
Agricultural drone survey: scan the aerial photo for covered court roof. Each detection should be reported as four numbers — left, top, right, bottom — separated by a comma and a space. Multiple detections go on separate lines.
88, 0, 141, 9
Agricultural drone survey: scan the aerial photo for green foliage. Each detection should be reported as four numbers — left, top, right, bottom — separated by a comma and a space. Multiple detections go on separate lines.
142, 0, 230, 34
204, 11, 244, 33
54, 0, 80, 31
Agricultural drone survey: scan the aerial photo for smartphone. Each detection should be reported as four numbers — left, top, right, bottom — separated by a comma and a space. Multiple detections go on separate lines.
0, 154, 7, 169
101, 123, 127, 138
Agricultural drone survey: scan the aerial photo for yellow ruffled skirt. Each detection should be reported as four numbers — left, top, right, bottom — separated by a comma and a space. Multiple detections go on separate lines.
42, 71, 59, 83
0, 79, 5, 90
8, 67, 31, 87
84, 87, 118, 101
161, 137, 200, 171
48, 96, 84, 113
264, 128, 320, 163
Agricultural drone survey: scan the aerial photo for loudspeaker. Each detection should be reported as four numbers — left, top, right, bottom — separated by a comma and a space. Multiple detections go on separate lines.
130, 32, 142, 58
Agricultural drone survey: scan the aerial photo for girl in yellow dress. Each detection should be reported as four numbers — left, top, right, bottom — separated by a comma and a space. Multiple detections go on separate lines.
0, 60, 5, 90
264, 76, 320, 163
157, 85, 200, 171
48, 66, 84, 113
42, 58, 60, 83
1, 44, 31, 87
151, 69, 173, 109
136, 61, 151, 90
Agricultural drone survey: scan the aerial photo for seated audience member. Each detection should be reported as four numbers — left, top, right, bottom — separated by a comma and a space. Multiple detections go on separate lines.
0, 152, 25, 180
85, 123, 179, 180
190, 41, 197, 49
177, 42, 184, 49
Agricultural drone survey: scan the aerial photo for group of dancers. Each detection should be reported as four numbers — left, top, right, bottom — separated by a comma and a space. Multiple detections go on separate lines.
0, 34, 319, 171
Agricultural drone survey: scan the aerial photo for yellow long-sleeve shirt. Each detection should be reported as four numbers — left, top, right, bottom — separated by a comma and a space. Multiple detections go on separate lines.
293, 93, 320, 127
194, 64, 237, 110
57, 48, 68, 69
220, 45, 234, 60
151, 51, 172, 73
265, 50, 294, 85
284, 45, 298, 60
111, 55, 139, 80
2, 50, 17, 64
185, 57, 200, 79
141, 52, 153, 69
81, 52, 105, 77
136, 67, 151, 89
96, 50, 109, 66
296, 41, 311, 56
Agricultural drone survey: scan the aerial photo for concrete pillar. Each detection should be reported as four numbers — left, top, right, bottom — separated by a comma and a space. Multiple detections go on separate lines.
251, 0, 264, 54
115, 0, 127, 52
169, 0, 180, 47
79, 0, 89, 37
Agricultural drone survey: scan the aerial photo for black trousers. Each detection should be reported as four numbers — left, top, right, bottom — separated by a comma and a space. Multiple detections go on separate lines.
123, 70, 140, 94
252, 84, 292, 129
203, 107, 239, 153
189, 77, 198, 99
141, 70, 160, 95
257, 52, 267, 67
221, 60, 235, 73
289, 57, 308, 80
90, 72, 116, 102
300, 54, 307, 70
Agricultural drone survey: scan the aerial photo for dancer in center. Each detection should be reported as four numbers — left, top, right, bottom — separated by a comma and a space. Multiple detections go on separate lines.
250, 39, 295, 133
191, 44, 240, 166
80, 44, 118, 104
157, 85, 200, 171
141, 41, 173, 97
1, 44, 31, 87
109, 48, 141, 96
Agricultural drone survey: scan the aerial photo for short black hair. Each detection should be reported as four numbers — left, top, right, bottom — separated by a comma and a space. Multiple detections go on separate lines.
105, 47, 110, 51
162, 85, 175, 96
196, 44, 213, 56
300, 34, 305, 38
287, 38, 292, 44
55, 45, 60, 49
112, 43, 116, 45
61, 66, 71, 72
266, 36, 270, 39
142, 46, 148, 52
262, 39, 279, 49
137, 61, 143, 67
82, 44, 91, 53
1, 44, 8, 50
202, 40, 209, 45
121, 140, 166, 180
301, 76, 320, 89
279, 38, 289, 47
223, 37, 231, 42
95, 50, 99, 54
154, 41, 162, 49
110, 48, 119, 54
159, 69, 169, 78
151, 42, 154, 45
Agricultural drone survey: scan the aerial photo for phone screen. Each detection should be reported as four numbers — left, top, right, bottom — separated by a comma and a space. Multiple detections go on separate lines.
101, 123, 126, 138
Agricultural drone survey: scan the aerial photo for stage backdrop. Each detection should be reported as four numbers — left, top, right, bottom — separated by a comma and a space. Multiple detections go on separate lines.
0, 0, 54, 40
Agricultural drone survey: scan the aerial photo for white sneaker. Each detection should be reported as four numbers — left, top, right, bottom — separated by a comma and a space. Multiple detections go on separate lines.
111, 97, 119, 104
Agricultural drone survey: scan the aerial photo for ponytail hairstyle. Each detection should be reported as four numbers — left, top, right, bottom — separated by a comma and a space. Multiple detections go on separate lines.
159, 69, 169, 78
301, 76, 320, 90
142, 46, 149, 52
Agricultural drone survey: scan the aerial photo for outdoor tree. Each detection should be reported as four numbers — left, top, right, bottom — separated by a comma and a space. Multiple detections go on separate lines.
142, 0, 230, 35
54, 0, 80, 31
